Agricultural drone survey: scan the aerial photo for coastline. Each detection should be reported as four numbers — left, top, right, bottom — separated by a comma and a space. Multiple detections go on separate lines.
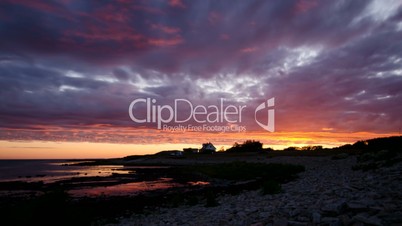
1, 137, 401, 226
108, 155, 402, 226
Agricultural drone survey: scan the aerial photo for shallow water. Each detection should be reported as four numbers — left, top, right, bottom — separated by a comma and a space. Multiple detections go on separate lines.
0, 160, 132, 183
69, 177, 180, 197
0, 160, 208, 197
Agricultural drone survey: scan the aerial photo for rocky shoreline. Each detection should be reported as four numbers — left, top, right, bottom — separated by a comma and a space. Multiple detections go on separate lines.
109, 156, 402, 226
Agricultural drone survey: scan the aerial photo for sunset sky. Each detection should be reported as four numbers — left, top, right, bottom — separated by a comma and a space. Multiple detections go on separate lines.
1, 0, 401, 159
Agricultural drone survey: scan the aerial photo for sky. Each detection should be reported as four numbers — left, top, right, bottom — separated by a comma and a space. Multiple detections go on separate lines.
0, 0, 401, 159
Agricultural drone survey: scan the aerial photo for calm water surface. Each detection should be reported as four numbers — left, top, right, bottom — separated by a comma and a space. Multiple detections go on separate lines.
0, 160, 131, 183
0, 160, 206, 197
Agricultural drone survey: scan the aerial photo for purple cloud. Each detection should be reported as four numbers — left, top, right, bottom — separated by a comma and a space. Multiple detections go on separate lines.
0, 0, 401, 144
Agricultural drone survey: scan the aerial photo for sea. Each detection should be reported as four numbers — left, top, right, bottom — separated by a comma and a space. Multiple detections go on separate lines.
0, 160, 128, 183
0, 160, 180, 197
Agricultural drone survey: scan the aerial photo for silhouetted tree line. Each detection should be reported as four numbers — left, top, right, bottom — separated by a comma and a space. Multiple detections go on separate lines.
283, 146, 323, 151
223, 136, 401, 154
226, 140, 263, 152
337, 136, 402, 153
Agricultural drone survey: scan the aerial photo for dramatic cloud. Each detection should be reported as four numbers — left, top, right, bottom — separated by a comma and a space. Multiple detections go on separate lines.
0, 0, 401, 148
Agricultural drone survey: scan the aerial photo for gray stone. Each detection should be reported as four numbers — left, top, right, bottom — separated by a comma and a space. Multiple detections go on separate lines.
351, 222, 365, 226
312, 212, 321, 224
322, 200, 347, 215
296, 216, 309, 222
250, 222, 264, 226
353, 214, 383, 226
322, 217, 341, 226
380, 212, 402, 223
273, 217, 288, 226
338, 214, 352, 226
259, 211, 270, 218
287, 221, 308, 226
237, 211, 247, 218
218, 219, 229, 226
289, 208, 301, 217
347, 201, 368, 210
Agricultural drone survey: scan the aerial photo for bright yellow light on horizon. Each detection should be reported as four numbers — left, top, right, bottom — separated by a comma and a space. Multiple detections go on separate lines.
0, 141, 199, 159
0, 131, 399, 159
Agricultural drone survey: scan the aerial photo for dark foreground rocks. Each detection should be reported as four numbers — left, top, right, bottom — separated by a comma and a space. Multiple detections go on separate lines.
108, 156, 402, 226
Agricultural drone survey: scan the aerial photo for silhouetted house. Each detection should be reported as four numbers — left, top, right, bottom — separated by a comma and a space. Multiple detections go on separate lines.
199, 142, 216, 154
183, 148, 198, 154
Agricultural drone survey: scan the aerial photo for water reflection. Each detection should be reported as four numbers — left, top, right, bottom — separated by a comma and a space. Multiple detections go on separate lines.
69, 178, 179, 197
0, 164, 134, 184
188, 181, 210, 186
0, 160, 170, 184
49, 165, 133, 181
0, 160, 210, 197
70, 179, 211, 197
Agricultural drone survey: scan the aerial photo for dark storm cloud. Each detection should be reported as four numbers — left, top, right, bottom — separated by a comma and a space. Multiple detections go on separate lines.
0, 0, 374, 72
0, 0, 401, 142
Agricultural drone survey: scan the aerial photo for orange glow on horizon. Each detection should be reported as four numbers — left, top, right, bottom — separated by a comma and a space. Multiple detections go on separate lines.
0, 131, 399, 159
0, 141, 201, 159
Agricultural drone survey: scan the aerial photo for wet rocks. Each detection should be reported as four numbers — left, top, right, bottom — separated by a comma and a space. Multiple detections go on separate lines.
108, 155, 402, 226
